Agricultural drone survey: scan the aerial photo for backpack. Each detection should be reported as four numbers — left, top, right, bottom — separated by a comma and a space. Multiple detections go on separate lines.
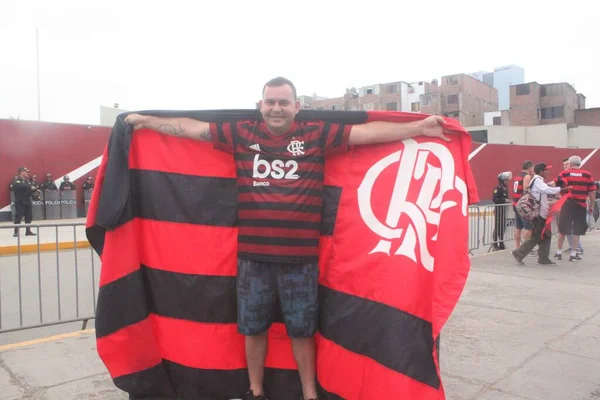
515, 177, 542, 222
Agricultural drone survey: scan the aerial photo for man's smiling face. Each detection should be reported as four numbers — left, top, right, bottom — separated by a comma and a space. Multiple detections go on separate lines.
259, 83, 300, 136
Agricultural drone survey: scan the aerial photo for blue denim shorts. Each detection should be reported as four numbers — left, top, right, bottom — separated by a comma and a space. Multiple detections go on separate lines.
236, 259, 319, 338
514, 206, 532, 230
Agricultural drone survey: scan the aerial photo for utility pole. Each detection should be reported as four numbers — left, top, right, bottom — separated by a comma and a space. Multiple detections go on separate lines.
36, 26, 41, 121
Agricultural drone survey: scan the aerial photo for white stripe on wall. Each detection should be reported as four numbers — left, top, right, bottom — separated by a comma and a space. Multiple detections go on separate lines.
468, 143, 487, 161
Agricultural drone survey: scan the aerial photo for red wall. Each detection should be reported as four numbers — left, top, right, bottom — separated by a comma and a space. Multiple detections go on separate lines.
469, 143, 598, 203
0, 119, 111, 210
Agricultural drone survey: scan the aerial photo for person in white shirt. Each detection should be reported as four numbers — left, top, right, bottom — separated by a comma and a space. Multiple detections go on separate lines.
512, 163, 571, 265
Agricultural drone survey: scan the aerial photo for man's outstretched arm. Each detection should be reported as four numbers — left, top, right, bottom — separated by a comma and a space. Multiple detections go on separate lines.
348, 115, 449, 146
124, 113, 212, 141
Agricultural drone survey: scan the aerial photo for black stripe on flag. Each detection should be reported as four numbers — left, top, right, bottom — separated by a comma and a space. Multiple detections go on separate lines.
97, 265, 287, 337
130, 169, 237, 227
143, 265, 238, 324
95, 269, 149, 338
114, 362, 176, 399
319, 285, 440, 389
118, 360, 303, 400
321, 185, 342, 236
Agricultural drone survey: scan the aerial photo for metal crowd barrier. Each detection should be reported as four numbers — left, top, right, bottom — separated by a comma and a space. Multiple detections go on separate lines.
0, 222, 99, 334
468, 205, 481, 254
467, 203, 521, 253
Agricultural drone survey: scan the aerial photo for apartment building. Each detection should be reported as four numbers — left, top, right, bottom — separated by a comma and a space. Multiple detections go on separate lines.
419, 74, 499, 127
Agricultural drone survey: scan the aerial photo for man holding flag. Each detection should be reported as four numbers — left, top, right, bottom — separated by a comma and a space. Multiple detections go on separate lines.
125, 76, 450, 400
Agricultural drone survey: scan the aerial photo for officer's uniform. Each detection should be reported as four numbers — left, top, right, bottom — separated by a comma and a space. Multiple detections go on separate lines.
40, 180, 58, 191
82, 181, 94, 190
12, 173, 37, 237
492, 175, 511, 250
59, 180, 76, 191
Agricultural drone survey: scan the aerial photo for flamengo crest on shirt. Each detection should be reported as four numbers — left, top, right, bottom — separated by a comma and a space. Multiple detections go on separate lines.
358, 138, 468, 272
287, 140, 305, 156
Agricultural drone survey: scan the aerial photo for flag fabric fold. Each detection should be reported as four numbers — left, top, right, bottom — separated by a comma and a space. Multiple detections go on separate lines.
86, 109, 479, 400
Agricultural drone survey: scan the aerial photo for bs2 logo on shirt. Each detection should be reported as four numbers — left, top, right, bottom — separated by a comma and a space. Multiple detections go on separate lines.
252, 154, 299, 186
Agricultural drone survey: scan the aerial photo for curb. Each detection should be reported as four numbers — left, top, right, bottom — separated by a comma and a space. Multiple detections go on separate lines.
0, 240, 91, 256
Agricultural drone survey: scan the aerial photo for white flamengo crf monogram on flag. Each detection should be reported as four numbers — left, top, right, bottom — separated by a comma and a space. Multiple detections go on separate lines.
357, 138, 468, 272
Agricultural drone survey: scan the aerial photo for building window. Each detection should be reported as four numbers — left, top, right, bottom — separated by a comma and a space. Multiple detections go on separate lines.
446, 76, 458, 85
447, 94, 458, 104
421, 94, 431, 106
386, 102, 398, 111
386, 84, 398, 94
411, 102, 420, 112
540, 86, 547, 97
541, 106, 564, 119
366, 88, 373, 95
516, 84, 530, 96
469, 129, 488, 143
493, 116, 501, 125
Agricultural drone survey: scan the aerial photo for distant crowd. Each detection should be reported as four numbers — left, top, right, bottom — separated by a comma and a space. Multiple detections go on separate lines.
490, 156, 598, 265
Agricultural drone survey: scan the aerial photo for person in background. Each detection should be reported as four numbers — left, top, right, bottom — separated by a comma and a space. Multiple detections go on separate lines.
512, 163, 570, 266
560, 157, 583, 255
82, 176, 94, 190
30, 174, 41, 201
40, 173, 58, 191
554, 156, 597, 262
59, 175, 76, 191
12, 167, 37, 237
492, 171, 511, 250
512, 161, 534, 248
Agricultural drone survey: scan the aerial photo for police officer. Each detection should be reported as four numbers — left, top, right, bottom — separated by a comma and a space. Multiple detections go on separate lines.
40, 173, 58, 191
82, 176, 94, 191
30, 174, 42, 202
493, 171, 512, 250
12, 167, 37, 237
59, 175, 76, 191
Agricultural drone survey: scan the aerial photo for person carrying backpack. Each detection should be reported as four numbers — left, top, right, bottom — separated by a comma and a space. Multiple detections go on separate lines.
512, 163, 571, 265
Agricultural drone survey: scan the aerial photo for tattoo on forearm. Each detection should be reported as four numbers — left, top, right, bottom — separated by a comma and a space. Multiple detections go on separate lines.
153, 122, 185, 136
199, 128, 212, 141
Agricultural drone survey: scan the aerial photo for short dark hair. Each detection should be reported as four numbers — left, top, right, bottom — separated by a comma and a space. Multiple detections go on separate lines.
522, 160, 533, 170
263, 77, 297, 100
563, 157, 569, 162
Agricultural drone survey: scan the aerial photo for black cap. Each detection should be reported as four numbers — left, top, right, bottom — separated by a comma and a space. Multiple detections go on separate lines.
534, 163, 552, 174
18, 167, 30, 173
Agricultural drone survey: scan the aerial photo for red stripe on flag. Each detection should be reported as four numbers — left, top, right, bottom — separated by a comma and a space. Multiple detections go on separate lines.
97, 317, 163, 378
135, 219, 238, 276
98, 220, 140, 286
316, 334, 439, 399
129, 129, 236, 178
151, 315, 297, 370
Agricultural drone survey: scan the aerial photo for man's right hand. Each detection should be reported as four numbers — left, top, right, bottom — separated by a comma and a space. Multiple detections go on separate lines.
560, 186, 573, 194
124, 113, 148, 130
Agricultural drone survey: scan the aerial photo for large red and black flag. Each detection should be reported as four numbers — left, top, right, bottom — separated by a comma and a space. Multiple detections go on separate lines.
86, 109, 479, 400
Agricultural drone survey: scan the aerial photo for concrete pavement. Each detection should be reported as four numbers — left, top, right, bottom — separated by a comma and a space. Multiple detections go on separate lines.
0, 232, 599, 399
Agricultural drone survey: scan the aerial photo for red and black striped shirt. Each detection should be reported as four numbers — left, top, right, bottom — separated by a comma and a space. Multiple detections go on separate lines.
209, 119, 352, 264
512, 171, 528, 206
557, 168, 597, 207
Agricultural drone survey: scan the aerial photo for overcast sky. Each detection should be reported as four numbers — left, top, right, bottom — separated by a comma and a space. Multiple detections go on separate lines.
1, 1, 597, 125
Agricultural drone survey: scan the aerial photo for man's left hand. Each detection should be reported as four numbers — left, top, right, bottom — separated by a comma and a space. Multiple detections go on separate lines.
420, 116, 450, 142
